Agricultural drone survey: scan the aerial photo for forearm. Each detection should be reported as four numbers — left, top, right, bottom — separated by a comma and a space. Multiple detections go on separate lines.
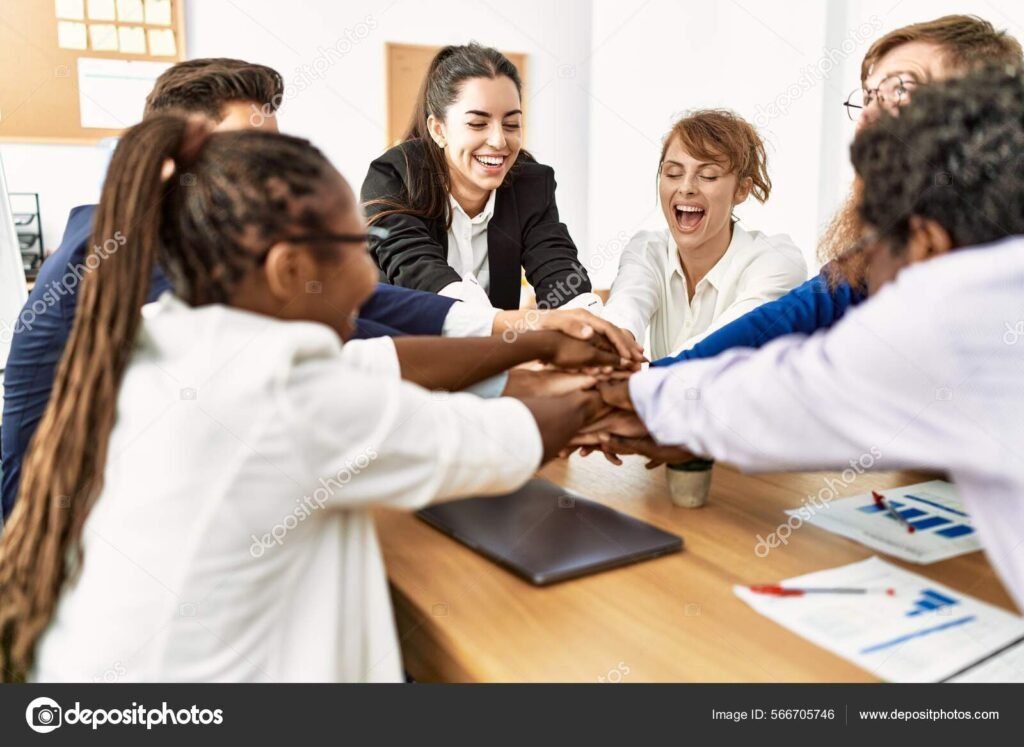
392, 333, 554, 391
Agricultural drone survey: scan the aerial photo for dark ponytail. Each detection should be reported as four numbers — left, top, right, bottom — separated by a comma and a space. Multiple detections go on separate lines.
0, 116, 339, 680
367, 42, 525, 228
0, 116, 196, 680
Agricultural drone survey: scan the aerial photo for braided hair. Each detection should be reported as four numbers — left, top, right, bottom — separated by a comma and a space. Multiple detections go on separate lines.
0, 115, 339, 681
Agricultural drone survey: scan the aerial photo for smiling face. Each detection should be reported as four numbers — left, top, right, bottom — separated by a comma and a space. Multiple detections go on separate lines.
659, 136, 751, 255
428, 75, 523, 212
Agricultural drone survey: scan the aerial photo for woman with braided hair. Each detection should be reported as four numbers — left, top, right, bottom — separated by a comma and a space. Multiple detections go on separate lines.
0, 115, 622, 682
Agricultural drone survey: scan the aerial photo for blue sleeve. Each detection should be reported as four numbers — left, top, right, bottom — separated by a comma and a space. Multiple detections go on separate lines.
1, 205, 171, 519
357, 283, 456, 336
651, 267, 865, 367
351, 317, 404, 340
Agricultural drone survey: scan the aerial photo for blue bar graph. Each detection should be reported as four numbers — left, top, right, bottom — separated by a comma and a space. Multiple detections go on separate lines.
907, 588, 958, 617
936, 525, 974, 538
908, 516, 951, 531
857, 494, 972, 540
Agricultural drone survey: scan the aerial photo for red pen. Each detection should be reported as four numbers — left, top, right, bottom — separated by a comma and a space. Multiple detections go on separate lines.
873, 490, 916, 533
749, 585, 896, 597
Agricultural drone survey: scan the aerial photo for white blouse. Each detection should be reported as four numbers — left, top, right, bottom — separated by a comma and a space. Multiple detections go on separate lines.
602, 225, 807, 360
32, 293, 542, 682
439, 192, 602, 312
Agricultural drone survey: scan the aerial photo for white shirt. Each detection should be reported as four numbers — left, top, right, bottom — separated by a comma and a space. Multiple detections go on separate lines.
439, 192, 602, 313
440, 192, 498, 307
33, 294, 542, 682
602, 225, 806, 360
630, 236, 1024, 611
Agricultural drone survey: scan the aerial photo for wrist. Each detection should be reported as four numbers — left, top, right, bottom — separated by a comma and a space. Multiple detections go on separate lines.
492, 309, 520, 336
528, 330, 559, 362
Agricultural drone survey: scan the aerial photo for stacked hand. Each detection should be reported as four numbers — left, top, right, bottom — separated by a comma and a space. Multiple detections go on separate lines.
494, 308, 646, 369
562, 378, 696, 469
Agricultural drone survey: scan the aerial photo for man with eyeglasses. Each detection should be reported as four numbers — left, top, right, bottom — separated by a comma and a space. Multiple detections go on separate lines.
647, 15, 1022, 374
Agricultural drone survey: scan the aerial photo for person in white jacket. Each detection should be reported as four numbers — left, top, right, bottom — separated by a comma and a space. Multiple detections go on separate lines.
0, 116, 622, 683
602, 109, 806, 360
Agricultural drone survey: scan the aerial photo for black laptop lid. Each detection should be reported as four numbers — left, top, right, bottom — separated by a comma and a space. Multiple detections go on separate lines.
416, 479, 682, 586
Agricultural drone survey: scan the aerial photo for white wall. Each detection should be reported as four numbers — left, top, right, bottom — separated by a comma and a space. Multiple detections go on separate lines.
3, 0, 1022, 282
586, 0, 841, 285
1, 0, 595, 255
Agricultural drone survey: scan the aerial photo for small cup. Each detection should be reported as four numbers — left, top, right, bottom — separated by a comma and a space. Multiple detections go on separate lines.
665, 459, 714, 508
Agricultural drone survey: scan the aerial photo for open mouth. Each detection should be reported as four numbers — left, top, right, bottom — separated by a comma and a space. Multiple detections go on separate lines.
474, 154, 507, 172
674, 204, 706, 233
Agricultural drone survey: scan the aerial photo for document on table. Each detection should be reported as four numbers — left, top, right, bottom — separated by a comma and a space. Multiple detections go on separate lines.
734, 557, 1024, 682
786, 480, 980, 564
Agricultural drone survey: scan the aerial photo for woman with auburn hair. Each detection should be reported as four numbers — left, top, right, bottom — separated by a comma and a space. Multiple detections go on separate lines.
651, 14, 1023, 369
589, 64, 1024, 612
601, 109, 805, 360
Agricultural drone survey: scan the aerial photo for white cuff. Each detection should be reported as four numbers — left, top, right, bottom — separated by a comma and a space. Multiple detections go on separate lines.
438, 278, 492, 307
463, 372, 509, 399
442, 301, 500, 338
559, 292, 604, 312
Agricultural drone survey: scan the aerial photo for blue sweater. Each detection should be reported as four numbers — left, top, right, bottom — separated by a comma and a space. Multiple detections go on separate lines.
652, 268, 866, 367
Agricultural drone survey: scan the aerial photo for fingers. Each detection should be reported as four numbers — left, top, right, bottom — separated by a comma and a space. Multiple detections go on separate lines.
539, 310, 645, 364
597, 380, 636, 411
584, 317, 645, 362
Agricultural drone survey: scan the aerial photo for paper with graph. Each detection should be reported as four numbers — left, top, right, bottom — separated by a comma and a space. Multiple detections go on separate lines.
735, 557, 1024, 682
786, 480, 979, 564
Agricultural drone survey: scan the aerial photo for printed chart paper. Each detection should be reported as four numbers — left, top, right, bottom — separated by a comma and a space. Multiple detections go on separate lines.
735, 557, 1024, 682
786, 480, 980, 564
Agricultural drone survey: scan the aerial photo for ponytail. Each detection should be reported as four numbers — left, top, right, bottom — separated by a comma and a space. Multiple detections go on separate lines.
366, 42, 525, 229
0, 115, 203, 681
0, 117, 333, 680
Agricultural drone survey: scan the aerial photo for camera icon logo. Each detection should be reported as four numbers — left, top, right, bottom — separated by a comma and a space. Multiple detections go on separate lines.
26, 696, 62, 733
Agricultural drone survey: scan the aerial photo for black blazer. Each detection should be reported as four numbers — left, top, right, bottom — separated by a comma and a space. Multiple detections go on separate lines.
360, 140, 593, 310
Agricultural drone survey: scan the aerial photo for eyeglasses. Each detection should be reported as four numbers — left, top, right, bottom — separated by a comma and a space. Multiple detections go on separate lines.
843, 74, 919, 120
256, 225, 389, 264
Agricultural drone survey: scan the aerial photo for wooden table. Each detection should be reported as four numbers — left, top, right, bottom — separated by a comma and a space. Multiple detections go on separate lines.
374, 456, 1017, 682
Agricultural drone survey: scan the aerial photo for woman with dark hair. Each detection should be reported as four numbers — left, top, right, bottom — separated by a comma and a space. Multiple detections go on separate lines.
361, 43, 601, 312
0, 116, 621, 682
587, 64, 1024, 611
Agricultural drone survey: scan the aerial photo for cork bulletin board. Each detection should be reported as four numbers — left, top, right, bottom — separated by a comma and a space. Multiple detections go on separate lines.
0, 0, 186, 144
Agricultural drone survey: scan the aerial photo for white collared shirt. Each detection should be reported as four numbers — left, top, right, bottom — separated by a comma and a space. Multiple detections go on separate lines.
32, 294, 542, 682
630, 236, 1024, 611
438, 192, 603, 312
439, 192, 498, 307
602, 225, 807, 360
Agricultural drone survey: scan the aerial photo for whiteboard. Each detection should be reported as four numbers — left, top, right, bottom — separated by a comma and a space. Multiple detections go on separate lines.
0, 153, 29, 373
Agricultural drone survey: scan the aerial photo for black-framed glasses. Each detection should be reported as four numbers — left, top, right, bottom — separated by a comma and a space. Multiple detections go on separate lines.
843, 74, 920, 120
256, 226, 389, 264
